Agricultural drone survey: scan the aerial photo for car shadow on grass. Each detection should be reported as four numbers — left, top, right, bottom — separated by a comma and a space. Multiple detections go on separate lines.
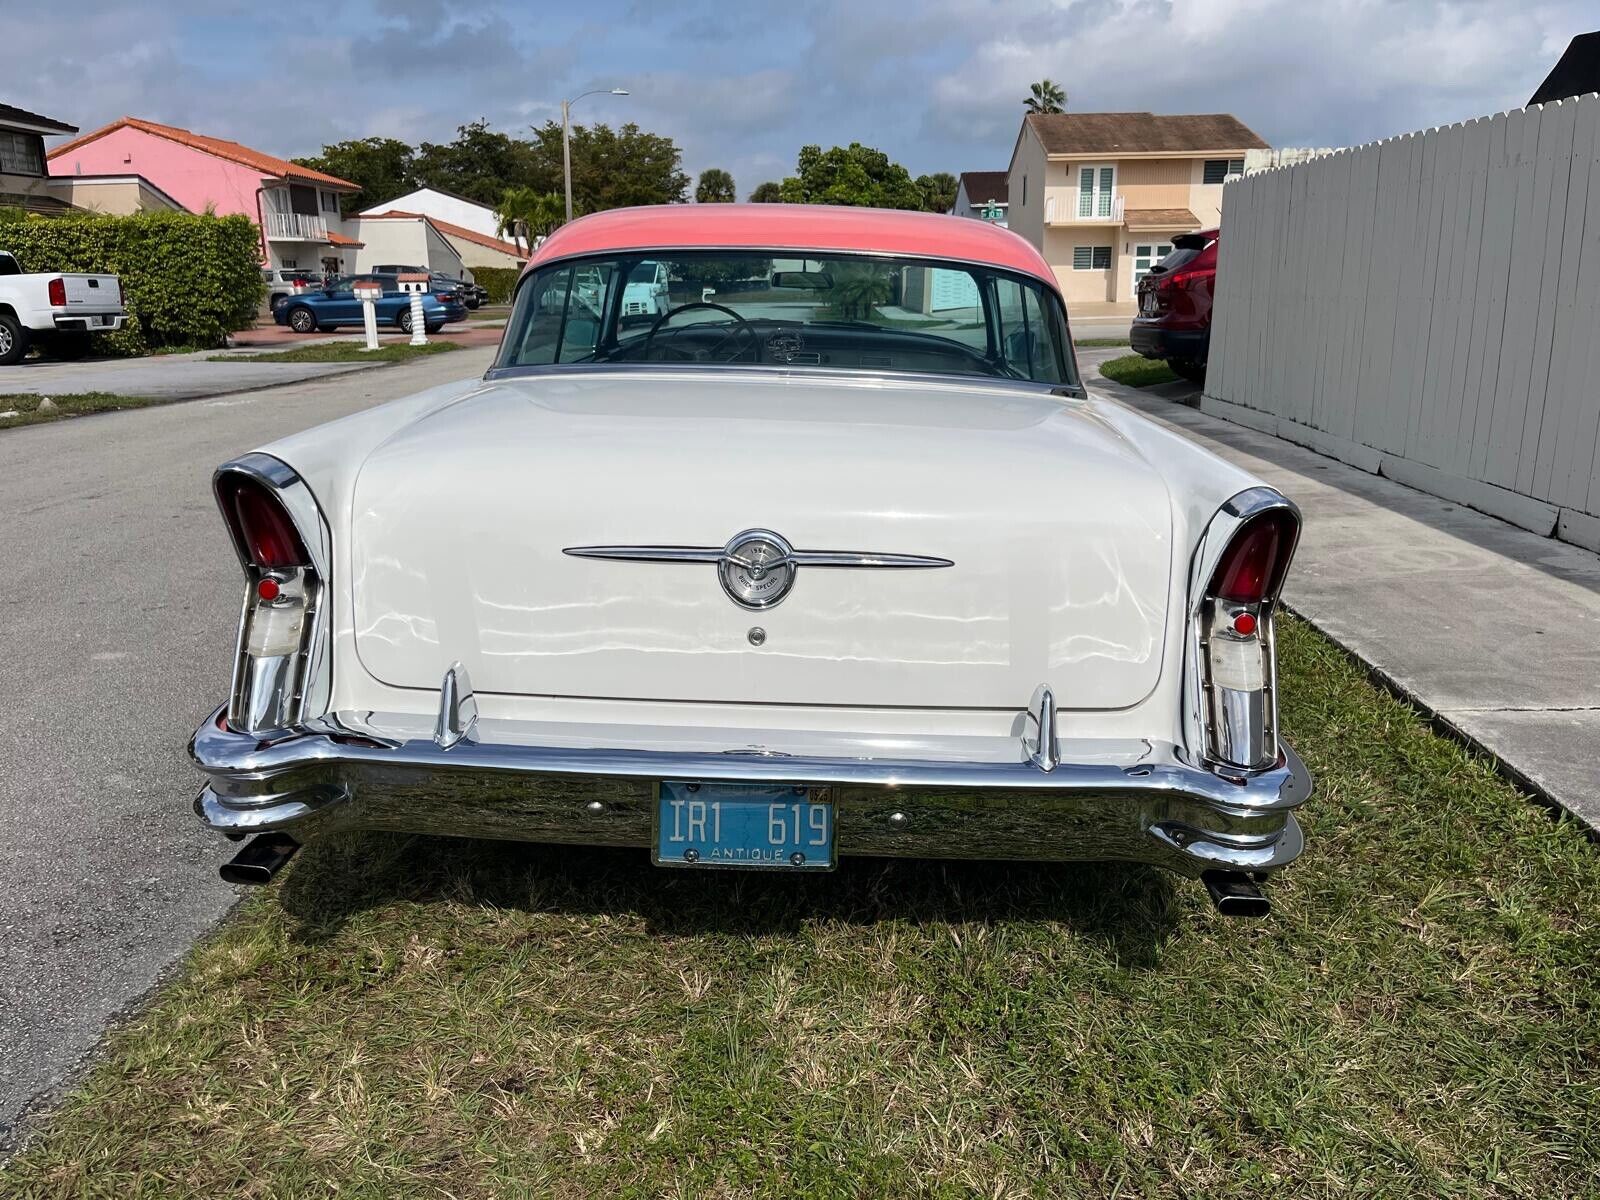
275, 831, 1184, 968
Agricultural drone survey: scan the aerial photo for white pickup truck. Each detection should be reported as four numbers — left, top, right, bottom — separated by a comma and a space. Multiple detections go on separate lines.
0, 250, 127, 365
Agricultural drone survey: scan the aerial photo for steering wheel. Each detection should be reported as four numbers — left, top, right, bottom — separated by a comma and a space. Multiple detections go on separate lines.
641, 302, 760, 363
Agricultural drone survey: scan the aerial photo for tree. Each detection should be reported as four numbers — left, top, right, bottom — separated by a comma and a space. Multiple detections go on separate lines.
292, 138, 415, 217
412, 121, 538, 206
1024, 79, 1067, 114
749, 181, 783, 203
523, 121, 690, 212
496, 187, 564, 254
915, 171, 959, 214
695, 168, 736, 203
826, 262, 893, 319
777, 143, 924, 210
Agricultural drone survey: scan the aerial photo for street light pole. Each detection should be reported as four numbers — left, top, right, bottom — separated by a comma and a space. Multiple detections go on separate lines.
562, 98, 573, 224
559, 87, 629, 225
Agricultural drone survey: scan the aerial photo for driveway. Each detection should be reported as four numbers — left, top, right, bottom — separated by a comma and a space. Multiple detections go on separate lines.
0, 346, 498, 1144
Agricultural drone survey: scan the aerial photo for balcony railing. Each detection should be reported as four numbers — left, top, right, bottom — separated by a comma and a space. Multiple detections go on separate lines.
263, 211, 329, 242
1046, 193, 1125, 225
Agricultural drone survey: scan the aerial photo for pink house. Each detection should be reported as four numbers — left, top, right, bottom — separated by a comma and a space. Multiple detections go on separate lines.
47, 117, 364, 275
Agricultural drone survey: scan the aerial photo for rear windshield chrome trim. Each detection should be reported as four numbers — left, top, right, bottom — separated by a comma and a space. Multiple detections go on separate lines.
482, 360, 1082, 398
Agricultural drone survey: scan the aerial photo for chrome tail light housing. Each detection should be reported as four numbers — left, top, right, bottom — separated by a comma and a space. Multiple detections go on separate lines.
214, 454, 332, 735
1187, 488, 1301, 771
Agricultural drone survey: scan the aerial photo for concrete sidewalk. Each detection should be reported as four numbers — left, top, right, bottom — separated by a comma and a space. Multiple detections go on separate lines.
1080, 348, 1600, 830
2, 350, 371, 399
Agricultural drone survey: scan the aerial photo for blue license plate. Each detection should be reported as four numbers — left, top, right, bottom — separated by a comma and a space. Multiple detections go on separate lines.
655, 782, 834, 870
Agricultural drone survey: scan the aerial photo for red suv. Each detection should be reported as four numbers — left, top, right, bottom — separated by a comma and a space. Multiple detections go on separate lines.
1131, 228, 1218, 383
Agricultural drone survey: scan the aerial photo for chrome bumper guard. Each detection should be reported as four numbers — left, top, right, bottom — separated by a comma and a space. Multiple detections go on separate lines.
190, 673, 1310, 877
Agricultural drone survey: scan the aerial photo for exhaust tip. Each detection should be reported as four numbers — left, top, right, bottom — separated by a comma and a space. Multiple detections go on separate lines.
1201, 870, 1271, 917
220, 832, 300, 886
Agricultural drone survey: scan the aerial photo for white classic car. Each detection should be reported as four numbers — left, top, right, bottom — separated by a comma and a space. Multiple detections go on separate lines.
191, 205, 1310, 915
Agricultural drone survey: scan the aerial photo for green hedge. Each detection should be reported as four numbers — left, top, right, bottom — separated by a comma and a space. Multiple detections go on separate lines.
470, 266, 521, 305
0, 210, 264, 353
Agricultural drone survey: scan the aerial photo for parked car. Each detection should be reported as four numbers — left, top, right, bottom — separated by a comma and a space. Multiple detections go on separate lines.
261, 268, 324, 309
1131, 229, 1218, 383
370, 263, 488, 309
191, 205, 1310, 916
0, 250, 125, 365
272, 273, 467, 334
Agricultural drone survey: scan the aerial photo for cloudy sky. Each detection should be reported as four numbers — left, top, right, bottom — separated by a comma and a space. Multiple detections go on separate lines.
12, 0, 1593, 196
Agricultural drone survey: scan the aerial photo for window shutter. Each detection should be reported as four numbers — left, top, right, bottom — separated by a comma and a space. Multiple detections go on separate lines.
1073, 246, 1093, 270
1203, 159, 1227, 185
1097, 168, 1113, 217
1078, 167, 1094, 217
1092, 246, 1111, 270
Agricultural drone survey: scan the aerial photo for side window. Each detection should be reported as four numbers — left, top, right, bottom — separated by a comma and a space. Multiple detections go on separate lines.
557, 263, 615, 362
993, 278, 1065, 384
506, 264, 617, 365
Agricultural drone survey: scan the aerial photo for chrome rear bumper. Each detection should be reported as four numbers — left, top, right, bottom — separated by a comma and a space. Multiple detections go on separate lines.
189, 705, 1310, 877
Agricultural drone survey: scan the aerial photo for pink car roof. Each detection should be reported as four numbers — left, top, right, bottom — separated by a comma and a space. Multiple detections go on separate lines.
525, 204, 1059, 291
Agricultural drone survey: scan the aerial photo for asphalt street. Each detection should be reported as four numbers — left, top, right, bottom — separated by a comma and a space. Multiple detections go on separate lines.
0, 346, 497, 1144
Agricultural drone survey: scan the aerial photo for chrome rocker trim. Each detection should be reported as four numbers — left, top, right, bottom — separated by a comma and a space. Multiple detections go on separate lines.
190, 692, 1310, 879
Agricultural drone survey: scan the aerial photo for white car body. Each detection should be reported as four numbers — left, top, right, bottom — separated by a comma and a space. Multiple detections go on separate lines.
190, 206, 1309, 911
0, 250, 125, 364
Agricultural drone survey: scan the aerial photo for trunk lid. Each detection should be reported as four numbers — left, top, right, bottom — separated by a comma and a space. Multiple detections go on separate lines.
350, 372, 1174, 711
57, 273, 121, 310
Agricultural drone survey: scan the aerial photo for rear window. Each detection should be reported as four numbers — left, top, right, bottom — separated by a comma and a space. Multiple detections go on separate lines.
1148, 235, 1214, 275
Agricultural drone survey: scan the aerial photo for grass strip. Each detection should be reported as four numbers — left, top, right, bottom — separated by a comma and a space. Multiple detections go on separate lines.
1098, 352, 1180, 387
2, 614, 1596, 1197
209, 341, 464, 364
1074, 337, 1132, 347
0, 393, 163, 429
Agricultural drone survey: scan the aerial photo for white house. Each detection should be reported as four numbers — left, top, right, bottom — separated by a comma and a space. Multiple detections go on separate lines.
362, 186, 499, 237
349, 212, 471, 278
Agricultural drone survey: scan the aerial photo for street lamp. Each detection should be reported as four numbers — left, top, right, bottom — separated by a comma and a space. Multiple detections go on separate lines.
561, 87, 629, 223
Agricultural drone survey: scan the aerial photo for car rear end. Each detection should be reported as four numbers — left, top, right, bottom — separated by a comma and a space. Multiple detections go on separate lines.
42, 273, 126, 334
1131, 230, 1217, 381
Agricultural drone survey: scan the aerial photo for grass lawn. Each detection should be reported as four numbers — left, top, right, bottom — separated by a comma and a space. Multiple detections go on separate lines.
0, 393, 162, 429
208, 341, 463, 365
2, 616, 1596, 1197
1073, 337, 1132, 348
1098, 353, 1180, 387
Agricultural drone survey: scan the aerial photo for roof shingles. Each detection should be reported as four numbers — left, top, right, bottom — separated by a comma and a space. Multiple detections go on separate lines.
1027, 112, 1268, 156
47, 117, 359, 190
958, 170, 1009, 206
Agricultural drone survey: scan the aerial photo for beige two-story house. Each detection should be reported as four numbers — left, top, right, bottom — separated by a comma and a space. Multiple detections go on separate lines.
1007, 112, 1268, 307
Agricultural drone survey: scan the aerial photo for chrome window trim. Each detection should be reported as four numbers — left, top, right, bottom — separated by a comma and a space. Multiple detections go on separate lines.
484, 359, 1087, 400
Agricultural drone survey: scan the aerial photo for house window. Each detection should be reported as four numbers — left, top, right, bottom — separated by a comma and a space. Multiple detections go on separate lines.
1077, 165, 1115, 218
320, 191, 339, 213
1203, 158, 1245, 184
1072, 245, 1112, 270
1021, 175, 1027, 206
0, 131, 44, 176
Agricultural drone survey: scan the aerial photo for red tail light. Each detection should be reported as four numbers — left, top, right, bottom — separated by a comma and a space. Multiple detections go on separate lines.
1210, 510, 1298, 604
220, 476, 310, 568
47, 277, 66, 307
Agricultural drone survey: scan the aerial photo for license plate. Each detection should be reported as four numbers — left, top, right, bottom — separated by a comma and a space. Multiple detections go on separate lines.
1140, 294, 1157, 315
654, 781, 834, 870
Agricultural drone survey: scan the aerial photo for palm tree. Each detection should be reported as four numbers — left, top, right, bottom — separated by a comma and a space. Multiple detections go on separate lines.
695, 168, 737, 203
1024, 79, 1067, 115
827, 263, 893, 320
496, 187, 566, 254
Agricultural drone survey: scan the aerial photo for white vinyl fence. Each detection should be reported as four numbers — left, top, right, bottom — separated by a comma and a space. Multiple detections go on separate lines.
1205, 93, 1600, 552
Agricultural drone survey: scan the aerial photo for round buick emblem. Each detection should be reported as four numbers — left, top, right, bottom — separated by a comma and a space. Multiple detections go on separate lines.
718, 529, 796, 610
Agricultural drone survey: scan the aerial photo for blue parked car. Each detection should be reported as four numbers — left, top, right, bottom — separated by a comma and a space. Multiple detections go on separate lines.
272, 273, 467, 334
